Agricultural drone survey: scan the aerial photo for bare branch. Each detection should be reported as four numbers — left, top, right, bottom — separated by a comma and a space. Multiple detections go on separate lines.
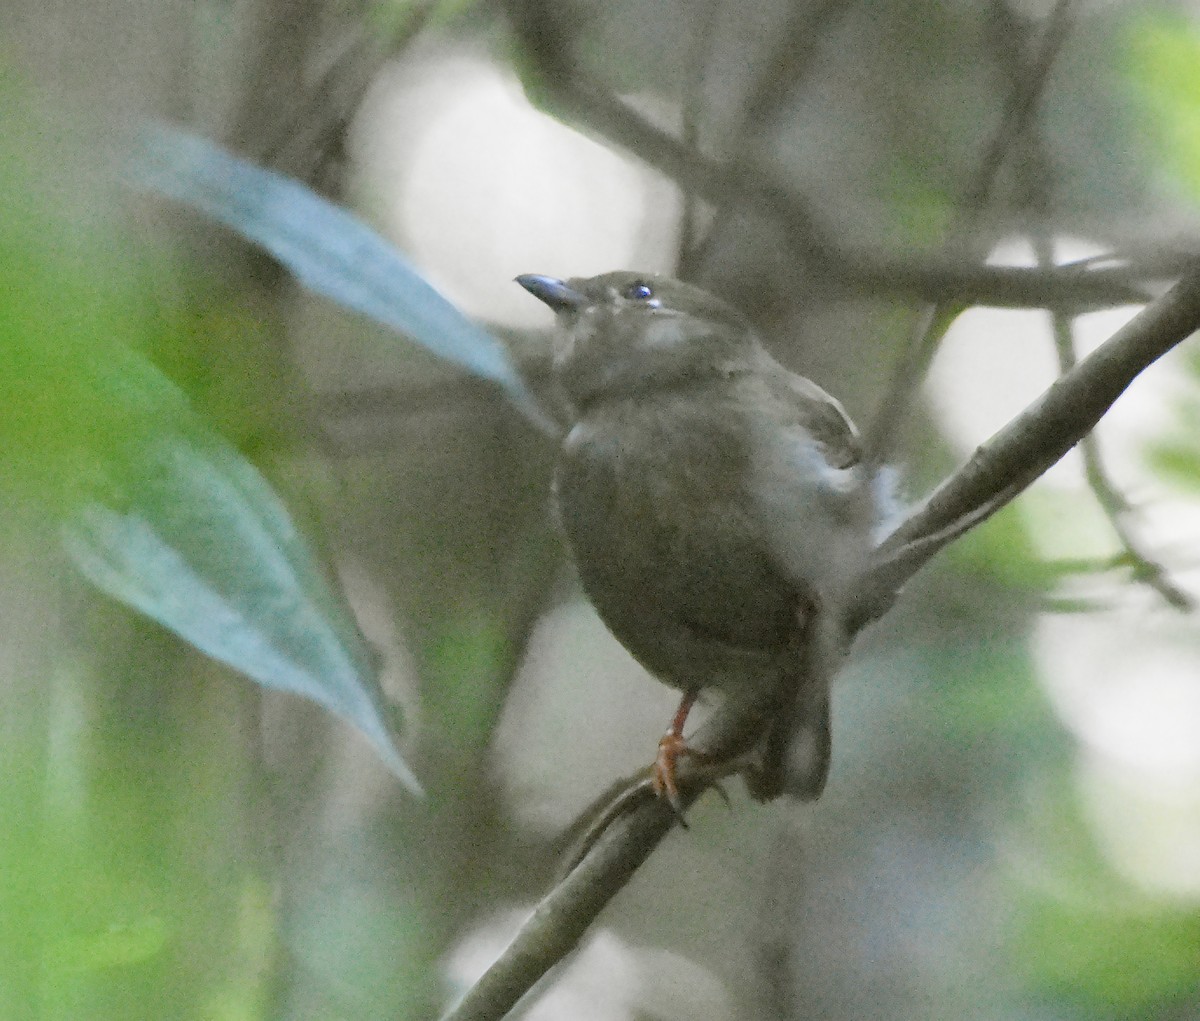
962, 0, 1079, 214
864, 0, 1079, 464
1005, 0, 1193, 611
681, 0, 856, 277
863, 301, 963, 466
1042, 254, 1194, 609
855, 264, 1200, 627
441, 687, 776, 1021
441, 797, 676, 1021
738, 0, 853, 139
675, 0, 723, 273
502, 0, 1147, 311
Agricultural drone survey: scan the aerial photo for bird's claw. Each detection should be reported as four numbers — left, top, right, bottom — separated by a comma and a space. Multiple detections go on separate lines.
653, 731, 691, 827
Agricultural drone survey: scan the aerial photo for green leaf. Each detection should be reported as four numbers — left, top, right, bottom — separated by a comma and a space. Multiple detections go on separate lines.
63, 420, 422, 794
0, 95, 420, 793
134, 125, 554, 433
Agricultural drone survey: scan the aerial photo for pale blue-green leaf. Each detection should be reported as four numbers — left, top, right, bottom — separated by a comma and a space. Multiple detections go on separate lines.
133, 125, 551, 430
63, 431, 422, 794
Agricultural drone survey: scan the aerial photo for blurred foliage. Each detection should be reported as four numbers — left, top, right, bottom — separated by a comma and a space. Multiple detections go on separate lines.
1125, 11, 1200, 201
0, 96, 420, 792
0, 78, 421, 1016
135, 127, 547, 426
0, 97, 270, 1018
0, 622, 272, 1020
1010, 780, 1200, 1017
0, 117, 187, 521
1150, 343, 1200, 491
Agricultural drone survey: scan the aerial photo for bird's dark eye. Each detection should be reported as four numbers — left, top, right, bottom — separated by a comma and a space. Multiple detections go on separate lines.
623, 281, 654, 301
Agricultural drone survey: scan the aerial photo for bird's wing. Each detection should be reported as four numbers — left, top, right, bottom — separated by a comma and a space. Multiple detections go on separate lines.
745, 369, 872, 801
769, 371, 862, 470
747, 368, 875, 604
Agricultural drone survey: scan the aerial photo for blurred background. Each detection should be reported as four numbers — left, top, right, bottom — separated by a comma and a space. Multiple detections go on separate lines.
2, 0, 1200, 1018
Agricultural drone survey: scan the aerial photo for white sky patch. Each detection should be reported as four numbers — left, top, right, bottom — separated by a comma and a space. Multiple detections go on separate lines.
351, 54, 680, 328
1077, 749, 1200, 901
926, 238, 1146, 489
1038, 607, 1200, 780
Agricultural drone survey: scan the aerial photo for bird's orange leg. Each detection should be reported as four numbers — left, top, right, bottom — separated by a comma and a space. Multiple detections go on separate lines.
653, 688, 702, 820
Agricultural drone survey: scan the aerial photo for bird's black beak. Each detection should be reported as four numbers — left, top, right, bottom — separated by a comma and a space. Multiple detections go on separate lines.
516, 274, 588, 313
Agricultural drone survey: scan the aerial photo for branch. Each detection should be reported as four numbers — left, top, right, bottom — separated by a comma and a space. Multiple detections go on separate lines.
737, 0, 853, 139
441, 799, 675, 1021
997, 0, 1195, 612
502, 0, 1149, 311
675, 0, 723, 273
680, 0, 855, 277
442, 267, 1200, 1021
962, 0, 1079, 213
863, 0, 1079, 463
441, 693, 774, 1021
855, 264, 1200, 625
1046, 302, 1193, 609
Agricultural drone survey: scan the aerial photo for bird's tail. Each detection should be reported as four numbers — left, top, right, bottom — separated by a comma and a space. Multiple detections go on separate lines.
745, 608, 838, 802
750, 682, 831, 801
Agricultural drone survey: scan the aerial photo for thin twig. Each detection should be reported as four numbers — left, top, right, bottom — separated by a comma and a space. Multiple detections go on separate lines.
502, 0, 1147, 311
753, 823, 806, 1020
253, 2, 441, 182
863, 0, 1080, 465
1037, 249, 1194, 609
1001, 0, 1194, 611
862, 301, 964, 466
855, 264, 1200, 629
738, 0, 852, 139
676, 0, 723, 273
962, 0, 1079, 213
682, 0, 856, 276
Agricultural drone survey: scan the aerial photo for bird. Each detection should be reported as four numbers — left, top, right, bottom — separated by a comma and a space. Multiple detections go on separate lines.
516, 270, 888, 810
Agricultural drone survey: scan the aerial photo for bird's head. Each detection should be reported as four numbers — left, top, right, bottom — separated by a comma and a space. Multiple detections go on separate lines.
516, 271, 761, 412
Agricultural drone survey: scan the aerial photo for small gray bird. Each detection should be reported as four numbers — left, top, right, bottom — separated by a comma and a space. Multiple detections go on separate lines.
517, 270, 888, 807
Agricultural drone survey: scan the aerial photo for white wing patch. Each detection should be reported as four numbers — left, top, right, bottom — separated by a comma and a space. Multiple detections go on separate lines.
749, 422, 879, 607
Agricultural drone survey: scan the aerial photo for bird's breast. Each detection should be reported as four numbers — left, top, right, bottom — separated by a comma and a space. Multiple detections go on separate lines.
555, 394, 802, 685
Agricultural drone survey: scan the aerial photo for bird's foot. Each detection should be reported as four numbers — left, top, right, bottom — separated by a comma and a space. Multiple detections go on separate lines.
652, 731, 693, 825
651, 732, 731, 826
557, 750, 743, 877
650, 689, 707, 823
